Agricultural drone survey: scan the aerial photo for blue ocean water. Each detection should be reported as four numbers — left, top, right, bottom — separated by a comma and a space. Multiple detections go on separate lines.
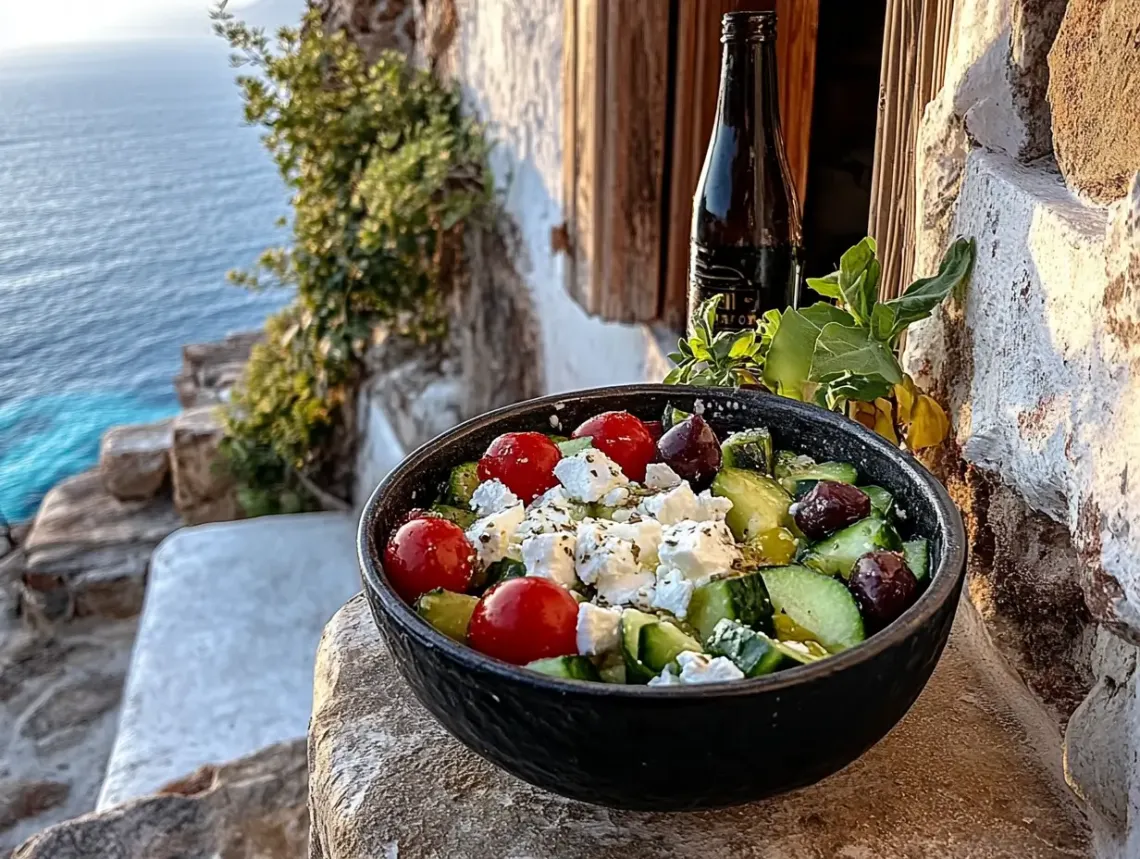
0, 40, 292, 522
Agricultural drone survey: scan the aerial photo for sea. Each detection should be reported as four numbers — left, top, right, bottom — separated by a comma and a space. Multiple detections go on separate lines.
0, 39, 293, 522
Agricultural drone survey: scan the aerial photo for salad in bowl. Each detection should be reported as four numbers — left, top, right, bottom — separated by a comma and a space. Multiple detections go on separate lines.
381, 405, 930, 687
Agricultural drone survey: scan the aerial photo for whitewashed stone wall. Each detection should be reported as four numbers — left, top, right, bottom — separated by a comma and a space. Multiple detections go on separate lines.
906, 1, 1140, 855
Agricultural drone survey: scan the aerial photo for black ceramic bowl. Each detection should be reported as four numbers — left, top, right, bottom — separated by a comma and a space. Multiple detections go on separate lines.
358, 385, 966, 811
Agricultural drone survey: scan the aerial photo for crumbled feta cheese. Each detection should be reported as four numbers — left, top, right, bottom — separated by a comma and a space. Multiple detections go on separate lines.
595, 569, 656, 609
637, 482, 703, 525
610, 507, 635, 523
602, 486, 631, 507
469, 479, 520, 516
554, 449, 629, 503
466, 504, 525, 566
658, 520, 740, 586
648, 664, 682, 687
644, 462, 683, 491
576, 603, 622, 655
574, 520, 640, 586
607, 518, 663, 567
676, 650, 745, 684
651, 567, 695, 619
515, 487, 583, 542
522, 532, 578, 588
696, 489, 733, 521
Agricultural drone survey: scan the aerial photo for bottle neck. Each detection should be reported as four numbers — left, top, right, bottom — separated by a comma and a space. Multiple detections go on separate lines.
715, 38, 782, 149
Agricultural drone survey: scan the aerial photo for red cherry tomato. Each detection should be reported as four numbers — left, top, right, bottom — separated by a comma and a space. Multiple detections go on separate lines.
467, 577, 579, 665
384, 517, 475, 603
478, 432, 562, 503
571, 411, 657, 482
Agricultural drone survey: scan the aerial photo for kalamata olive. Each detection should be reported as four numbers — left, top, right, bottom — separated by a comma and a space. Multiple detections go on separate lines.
848, 551, 918, 631
790, 481, 871, 540
656, 414, 722, 490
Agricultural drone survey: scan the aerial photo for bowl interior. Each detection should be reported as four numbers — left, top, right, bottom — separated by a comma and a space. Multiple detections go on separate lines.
359, 384, 965, 690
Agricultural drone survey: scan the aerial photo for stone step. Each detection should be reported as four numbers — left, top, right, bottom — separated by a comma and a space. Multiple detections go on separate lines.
308, 594, 1092, 859
96, 512, 361, 809
98, 418, 174, 503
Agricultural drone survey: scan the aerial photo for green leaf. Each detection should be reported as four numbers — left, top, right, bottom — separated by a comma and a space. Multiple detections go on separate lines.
810, 323, 904, 385
806, 273, 842, 299
728, 330, 755, 358
837, 238, 879, 325
762, 303, 855, 400
824, 372, 895, 404
663, 366, 685, 385
875, 237, 976, 342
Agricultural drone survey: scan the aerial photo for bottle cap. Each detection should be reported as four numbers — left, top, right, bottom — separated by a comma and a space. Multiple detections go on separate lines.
721, 11, 777, 43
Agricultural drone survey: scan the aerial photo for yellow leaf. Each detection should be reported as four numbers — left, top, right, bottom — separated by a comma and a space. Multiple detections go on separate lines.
872, 398, 899, 445
908, 395, 951, 449
894, 376, 917, 426
850, 401, 877, 431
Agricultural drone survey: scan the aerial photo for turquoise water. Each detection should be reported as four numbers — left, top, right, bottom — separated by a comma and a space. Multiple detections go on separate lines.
0, 40, 292, 522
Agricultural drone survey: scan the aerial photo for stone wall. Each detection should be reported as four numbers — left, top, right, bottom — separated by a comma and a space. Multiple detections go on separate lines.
905, 0, 1140, 855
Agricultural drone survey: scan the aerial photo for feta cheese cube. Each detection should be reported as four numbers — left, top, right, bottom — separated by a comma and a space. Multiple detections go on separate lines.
575, 603, 622, 656
575, 520, 640, 585
658, 520, 740, 586
595, 568, 656, 609
466, 504, 525, 567
602, 486, 631, 507
696, 489, 733, 521
607, 518, 663, 567
651, 567, 695, 619
521, 532, 578, 588
644, 462, 683, 490
469, 478, 520, 516
554, 449, 629, 503
637, 482, 702, 525
676, 650, 745, 684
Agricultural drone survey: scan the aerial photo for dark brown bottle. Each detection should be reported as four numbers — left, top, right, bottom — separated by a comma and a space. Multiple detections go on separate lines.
689, 11, 804, 334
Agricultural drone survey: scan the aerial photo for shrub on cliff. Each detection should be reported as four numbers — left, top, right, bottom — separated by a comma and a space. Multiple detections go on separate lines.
211, 3, 491, 515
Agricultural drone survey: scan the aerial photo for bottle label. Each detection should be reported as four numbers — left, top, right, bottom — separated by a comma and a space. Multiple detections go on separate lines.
688, 241, 800, 334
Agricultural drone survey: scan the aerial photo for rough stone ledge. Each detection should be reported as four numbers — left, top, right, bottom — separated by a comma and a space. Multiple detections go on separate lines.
12, 738, 307, 859
907, 150, 1140, 643
308, 594, 1090, 859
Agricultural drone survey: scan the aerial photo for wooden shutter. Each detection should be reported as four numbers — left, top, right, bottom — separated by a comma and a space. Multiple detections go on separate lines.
868, 0, 955, 299
562, 0, 819, 328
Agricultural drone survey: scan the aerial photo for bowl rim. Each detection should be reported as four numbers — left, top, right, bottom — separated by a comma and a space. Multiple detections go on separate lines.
358, 384, 966, 698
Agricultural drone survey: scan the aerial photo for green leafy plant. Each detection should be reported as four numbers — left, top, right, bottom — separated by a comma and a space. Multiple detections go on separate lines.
667, 237, 975, 450
211, 2, 492, 514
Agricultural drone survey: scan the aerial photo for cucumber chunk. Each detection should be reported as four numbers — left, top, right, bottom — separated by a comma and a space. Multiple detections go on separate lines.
662, 403, 693, 431
688, 571, 775, 643
711, 467, 793, 542
774, 451, 816, 479
639, 622, 704, 672
790, 479, 820, 500
760, 565, 865, 653
706, 619, 787, 677
800, 517, 902, 578
527, 655, 601, 681
903, 538, 930, 582
415, 589, 479, 642
430, 503, 477, 529
447, 462, 481, 506
721, 427, 774, 474
861, 485, 895, 518
478, 558, 526, 592
771, 637, 829, 664
557, 436, 594, 457
777, 461, 859, 494
621, 609, 660, 683
597, 652, 627, 684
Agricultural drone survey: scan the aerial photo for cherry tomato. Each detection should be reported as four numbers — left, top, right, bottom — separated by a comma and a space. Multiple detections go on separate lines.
384, 517, 475, 603
467, 577, 579, 664
478, 432, 562, 503
571, 411, 657, 482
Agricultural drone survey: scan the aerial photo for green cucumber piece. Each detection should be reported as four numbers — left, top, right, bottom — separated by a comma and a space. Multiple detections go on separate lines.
621, 609, 660, 683
557, 436, 593, 457
415, 589, 479, 642
721, 427, 774, 474
760, 565, 865, 653
547, 434, 569, 444
446, 462, 481, 506
711, 467, 793, 542
662, 403, 693, 430
774, 451, 816, 479
778, 461, 859, 494
429, 503, 477, 529
639, 622, 704, 672
904, 538, 930, 582
480, 558, 526, 591
688, 571, 775, 643
527, 655, 601, 681
597, 652, 627, 684
800, 517, 902, 578
706, 619, 787, 677
861, 486, 895, 518
771, 637, 829, 664
790, 479, 820, 500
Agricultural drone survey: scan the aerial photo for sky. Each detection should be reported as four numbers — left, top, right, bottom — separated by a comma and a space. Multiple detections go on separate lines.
0, 0, 300, 50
